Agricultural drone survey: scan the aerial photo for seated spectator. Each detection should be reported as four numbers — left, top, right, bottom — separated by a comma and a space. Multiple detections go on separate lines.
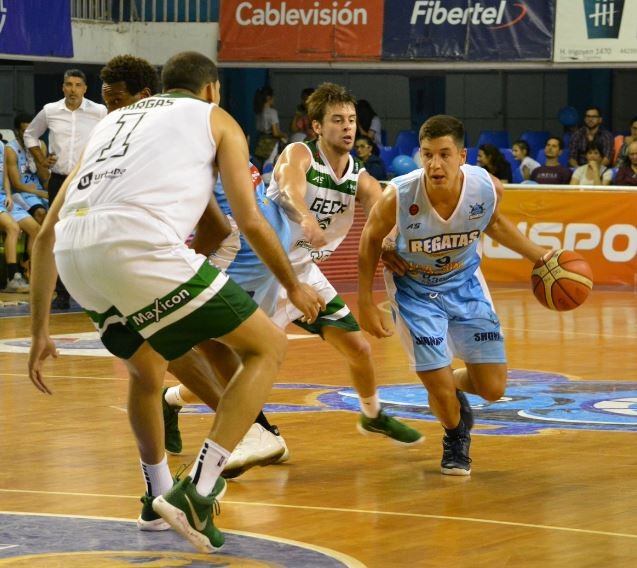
478, 143, 512, 183
569, 106, 614, 167
613, 140, 637, 186
356, 99, 382, 148
253, 86, 287, 171
613, 116, 637, 167
512, 139, 540, 180
289, 87, 315, 143
530, 137, 573, 184
355, 135, 386, 181
570, 141, 613, 186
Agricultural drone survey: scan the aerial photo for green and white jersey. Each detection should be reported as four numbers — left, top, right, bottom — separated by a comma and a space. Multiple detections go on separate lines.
267, 139, 362, 266
59, 94, 217, 245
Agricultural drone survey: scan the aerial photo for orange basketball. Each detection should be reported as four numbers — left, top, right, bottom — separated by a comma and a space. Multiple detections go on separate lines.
531, 250, 593, 311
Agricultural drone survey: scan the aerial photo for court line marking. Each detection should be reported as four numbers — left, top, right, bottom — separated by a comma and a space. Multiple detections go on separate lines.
1, 490, 635, 540
376, 301, 637, 339
0, 511, 364, 568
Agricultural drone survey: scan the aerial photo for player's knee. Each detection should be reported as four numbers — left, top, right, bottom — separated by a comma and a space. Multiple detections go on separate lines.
477, 379, 506, 402
346, 334, 372, 362
263, 325, 287, 366
4, 222, 19, 239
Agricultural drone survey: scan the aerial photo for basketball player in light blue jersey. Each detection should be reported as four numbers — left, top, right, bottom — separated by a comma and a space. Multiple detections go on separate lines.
5, 113, 49, 225
359, 115, 548, 475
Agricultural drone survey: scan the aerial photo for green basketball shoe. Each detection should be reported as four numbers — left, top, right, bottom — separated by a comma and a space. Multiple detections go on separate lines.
162, 387, 182, 455
152, 476, 225, 553
357, 409, 424, 445
138, 476, 226, 533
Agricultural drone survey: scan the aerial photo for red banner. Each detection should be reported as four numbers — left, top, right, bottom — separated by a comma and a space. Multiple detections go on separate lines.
219, 0, 384, 62
482, 189, 637, 287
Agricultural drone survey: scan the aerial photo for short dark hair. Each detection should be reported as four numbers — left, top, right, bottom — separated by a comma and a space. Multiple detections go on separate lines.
161, 51, 218, 94
419, 115, 464, 148
546, 136, 564, 150
585, 105, 603, 117
585, 140, 603, 154
64, 69, 87, 84
100, 55, 159, 96
513, 140, 530, 155
355, 135, 379, 155
14, 112, 33, 130
306, 82, 356, 125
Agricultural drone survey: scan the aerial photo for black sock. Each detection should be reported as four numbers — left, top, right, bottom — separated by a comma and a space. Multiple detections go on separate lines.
444, 419, 465, 438
255, 411, 277, 434
6, 263, 19, 280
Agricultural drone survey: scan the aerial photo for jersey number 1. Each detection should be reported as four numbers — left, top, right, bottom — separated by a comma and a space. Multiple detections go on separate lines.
96, 113, 145, 162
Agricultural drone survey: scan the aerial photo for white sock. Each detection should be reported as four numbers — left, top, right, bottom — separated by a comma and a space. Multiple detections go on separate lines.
360, 393, 381, 418
140, 454, 173, 497
164, 385, 186, 407
190, 438, 231, 497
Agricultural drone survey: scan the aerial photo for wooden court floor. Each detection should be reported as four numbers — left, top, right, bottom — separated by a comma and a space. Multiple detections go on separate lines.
1, 286, 636, 567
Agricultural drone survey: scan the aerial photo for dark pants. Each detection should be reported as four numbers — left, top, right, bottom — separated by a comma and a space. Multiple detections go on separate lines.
48, 172, 70, 302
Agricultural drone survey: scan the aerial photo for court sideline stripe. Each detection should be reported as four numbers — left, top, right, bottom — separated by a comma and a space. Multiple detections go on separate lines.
1, 490, 635, 540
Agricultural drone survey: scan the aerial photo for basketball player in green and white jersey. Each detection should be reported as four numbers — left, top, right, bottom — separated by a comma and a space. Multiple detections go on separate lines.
266, 82, 423, 444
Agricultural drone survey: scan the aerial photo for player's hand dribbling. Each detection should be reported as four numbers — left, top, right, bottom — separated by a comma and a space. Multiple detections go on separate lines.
288, 283, 326, 324
28, 334, 58, 394
359, 304, 393, 339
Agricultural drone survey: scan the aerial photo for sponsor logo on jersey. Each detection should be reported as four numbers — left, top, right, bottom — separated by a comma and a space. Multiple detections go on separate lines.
77, 168, 126, 190
474, 331, 503, 342
317, 216, 332, 230
310, 196, 347, 215
131, 289, 192, 327
468, 202, 486, 219
414, 335, 444, 346
409, 230, 480, 253
77, 172, 93, 190
409, 203, 420, 215
410, 1, 529, 30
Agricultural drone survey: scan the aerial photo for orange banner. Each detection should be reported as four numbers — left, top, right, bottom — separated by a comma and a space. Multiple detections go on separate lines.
482, 189, 637, 287
219, 0, 384, 62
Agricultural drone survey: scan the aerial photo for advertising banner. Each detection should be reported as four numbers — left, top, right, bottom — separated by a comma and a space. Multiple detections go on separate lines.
482, 190, 637, 287
554, 0, 637, 62
0, 0, 74, 57
219, 0, 384, 62
382, 0, 554, 61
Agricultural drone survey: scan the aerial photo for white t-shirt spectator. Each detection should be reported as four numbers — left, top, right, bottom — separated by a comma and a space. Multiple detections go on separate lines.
369, 116, 382, 147
256, 107, 279, 135
520, 156, 540, 176
571, 164, 613, 186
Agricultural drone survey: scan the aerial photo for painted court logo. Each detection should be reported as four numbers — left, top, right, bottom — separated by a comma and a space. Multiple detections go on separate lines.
583, 0, 624, 38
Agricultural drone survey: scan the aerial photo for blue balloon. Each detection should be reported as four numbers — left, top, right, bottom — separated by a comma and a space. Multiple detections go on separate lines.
558, 106, 579, 127
391, 154, 418, 176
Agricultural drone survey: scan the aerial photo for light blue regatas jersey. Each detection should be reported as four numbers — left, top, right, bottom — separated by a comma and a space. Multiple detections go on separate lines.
394, 164, 497, 293
8, 139, 43, 190
0, 142, 5, 193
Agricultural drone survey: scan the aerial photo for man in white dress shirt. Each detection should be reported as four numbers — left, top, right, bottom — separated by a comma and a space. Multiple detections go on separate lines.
24, 69, 107, 308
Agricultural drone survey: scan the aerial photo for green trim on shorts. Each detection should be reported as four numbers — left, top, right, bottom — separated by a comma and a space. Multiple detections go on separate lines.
128, 261, 218, 332
294, 294, 360, 336
148, 276, 258, 360
84, 306, 144, 359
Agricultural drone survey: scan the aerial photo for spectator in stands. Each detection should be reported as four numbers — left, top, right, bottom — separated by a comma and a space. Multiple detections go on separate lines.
613, 140, 637, 186
356, 99, 382, 148
530, 137, 573, 185
512, 139, 540, 180
570, 141, 612, 186
23, 68, 106, 309
613, 116, 637, 167
253, 86, 287, 171
355, 135, 386, 181
289, 87, 315, 143
568, 106, 614, 167
478, 144, 512, 183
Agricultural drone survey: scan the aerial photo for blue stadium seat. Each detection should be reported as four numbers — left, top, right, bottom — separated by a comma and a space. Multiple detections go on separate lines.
520, 130, 550, 158
536, 149, 569, 167
477, 130, 511, 150
379, 145, 399, 170
394, 130, 419, 156
465, 147, 478, 165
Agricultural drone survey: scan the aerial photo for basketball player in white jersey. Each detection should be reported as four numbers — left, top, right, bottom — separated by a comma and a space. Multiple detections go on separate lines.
358, 115, 548, 475
266, 83, 423, 445
27, 51, 323, 554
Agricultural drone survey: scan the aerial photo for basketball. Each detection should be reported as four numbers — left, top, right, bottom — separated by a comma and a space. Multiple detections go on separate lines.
531, 250, 593, 311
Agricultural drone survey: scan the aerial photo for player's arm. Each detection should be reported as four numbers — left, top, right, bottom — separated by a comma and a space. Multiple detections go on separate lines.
358, 185, 398, 338
273, 143, 326, 247
211, 107, 324, 322
28, 161, 80, 394
190, 194, 232, 257
484, 176, 547, 263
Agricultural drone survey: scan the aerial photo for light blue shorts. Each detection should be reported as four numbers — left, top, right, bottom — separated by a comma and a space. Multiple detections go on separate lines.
0, 192, 31, 223
12, 192, 48, 213
385, 270, 506, 372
